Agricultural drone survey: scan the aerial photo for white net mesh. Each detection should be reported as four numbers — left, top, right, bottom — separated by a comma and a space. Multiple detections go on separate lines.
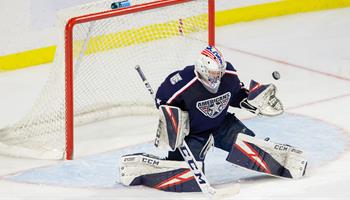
0, 0, 210, 159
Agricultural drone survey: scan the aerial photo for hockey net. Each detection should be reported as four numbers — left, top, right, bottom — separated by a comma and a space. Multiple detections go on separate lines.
0, 0, 214, 160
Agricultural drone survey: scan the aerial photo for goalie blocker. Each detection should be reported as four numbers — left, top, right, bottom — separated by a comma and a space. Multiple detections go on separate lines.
155, 105, 190, 151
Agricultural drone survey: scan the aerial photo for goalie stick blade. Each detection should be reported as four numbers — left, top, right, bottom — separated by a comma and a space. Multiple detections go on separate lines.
210, 183, 240, 200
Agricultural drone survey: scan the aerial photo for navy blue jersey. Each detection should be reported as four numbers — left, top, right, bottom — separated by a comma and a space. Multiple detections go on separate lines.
155, 62, 247, 134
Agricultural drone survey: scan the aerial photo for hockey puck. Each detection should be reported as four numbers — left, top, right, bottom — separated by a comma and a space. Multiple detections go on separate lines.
272, 71, 280, 80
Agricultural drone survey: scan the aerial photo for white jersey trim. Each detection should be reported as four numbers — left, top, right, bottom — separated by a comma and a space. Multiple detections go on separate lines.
167, 77, 198, 104
225, 70, 237, 76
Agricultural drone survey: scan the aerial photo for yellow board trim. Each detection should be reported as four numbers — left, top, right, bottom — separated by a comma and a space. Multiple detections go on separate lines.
216, 0, 350, 26
1, 0, 350, 71
0, 46, 56, 71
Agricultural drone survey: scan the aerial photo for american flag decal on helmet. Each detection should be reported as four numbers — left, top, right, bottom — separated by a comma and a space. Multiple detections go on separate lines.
201, 46, 224, 67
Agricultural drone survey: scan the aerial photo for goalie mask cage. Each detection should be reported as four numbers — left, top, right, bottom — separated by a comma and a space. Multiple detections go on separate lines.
0, 0, 215, 160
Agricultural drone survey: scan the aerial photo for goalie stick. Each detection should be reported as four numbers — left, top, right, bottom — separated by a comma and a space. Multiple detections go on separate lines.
135, 65, 239, 199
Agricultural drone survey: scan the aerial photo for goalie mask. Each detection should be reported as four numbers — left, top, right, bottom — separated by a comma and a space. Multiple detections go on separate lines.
195, 46, 226, 93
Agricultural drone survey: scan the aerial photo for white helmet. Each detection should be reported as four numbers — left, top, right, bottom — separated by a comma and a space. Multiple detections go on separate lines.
195, 46, 226, 93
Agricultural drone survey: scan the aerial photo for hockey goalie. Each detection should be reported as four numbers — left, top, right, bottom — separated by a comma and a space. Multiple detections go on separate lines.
119, 46, 307, 192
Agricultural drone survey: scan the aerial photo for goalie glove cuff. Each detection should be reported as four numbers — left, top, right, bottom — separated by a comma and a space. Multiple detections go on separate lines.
240, 98, 259, 115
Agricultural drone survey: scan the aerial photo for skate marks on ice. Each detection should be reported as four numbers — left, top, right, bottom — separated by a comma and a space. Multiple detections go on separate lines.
3, 113, 348, 188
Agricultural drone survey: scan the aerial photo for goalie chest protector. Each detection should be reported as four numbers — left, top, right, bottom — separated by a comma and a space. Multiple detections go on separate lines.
155, 62, 247, 134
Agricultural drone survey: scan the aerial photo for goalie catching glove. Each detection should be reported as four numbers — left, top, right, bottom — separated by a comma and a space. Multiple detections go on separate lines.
240, 80, 284, 116
155, 105, 190, 151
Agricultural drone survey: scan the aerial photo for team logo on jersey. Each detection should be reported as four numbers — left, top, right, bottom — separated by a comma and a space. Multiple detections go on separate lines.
196, 92, 231, 118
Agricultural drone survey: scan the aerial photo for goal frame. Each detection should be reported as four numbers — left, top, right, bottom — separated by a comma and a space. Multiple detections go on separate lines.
64, 0, 215, 160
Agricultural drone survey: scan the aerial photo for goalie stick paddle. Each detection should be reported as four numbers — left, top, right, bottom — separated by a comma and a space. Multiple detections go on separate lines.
135, 65, 239, 199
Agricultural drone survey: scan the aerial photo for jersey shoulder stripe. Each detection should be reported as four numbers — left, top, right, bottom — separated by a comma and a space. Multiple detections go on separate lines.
156, 65, 198, 106
225, 70, 237, 76
167, 76, 197, 104
224, 61, 238, 76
